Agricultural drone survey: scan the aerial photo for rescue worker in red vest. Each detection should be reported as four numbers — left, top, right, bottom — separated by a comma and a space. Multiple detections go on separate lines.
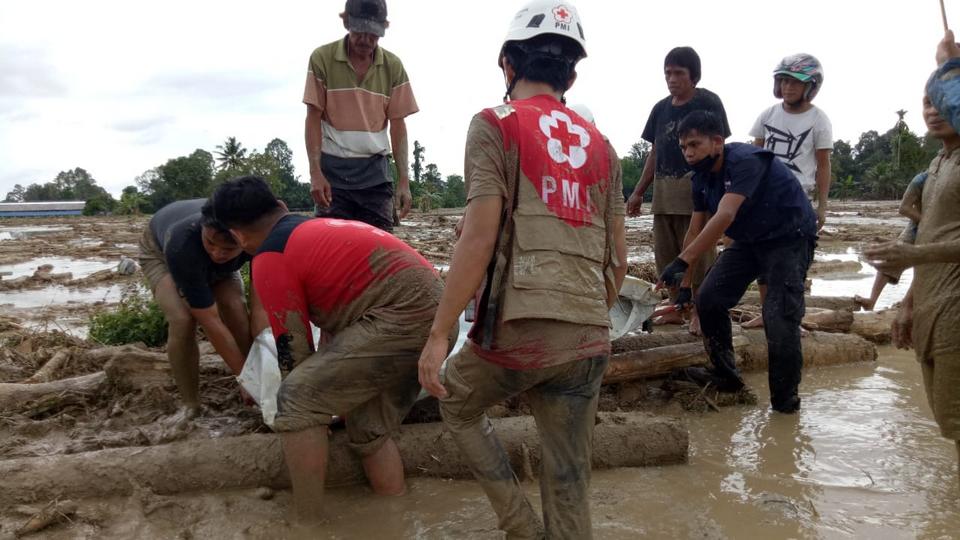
417, 2, 627, 537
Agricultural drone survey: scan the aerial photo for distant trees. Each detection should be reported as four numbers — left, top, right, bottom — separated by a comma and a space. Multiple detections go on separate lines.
136, 149, 216, 211
215, 137, 247, 170
620, 140, 651, 200
616, 113, 938, 203
407, 140, 466, 210
0, 168, 115, 214
830, 113, 940, 200
6, 116, 936, 218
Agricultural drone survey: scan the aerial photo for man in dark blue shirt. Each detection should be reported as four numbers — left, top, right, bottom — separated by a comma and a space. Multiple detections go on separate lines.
656, 110, 817, 413
139, 198, 258, 418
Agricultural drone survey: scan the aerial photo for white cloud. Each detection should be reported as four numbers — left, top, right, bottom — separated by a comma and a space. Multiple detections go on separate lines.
0, 0, 948, 199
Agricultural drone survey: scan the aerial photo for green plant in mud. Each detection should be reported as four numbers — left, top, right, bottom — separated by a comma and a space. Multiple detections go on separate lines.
89, 287, 167, 347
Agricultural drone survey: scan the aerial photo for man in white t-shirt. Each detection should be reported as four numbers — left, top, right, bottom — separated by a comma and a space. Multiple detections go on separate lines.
751, 54, 832, 228
744, 53, 831, 329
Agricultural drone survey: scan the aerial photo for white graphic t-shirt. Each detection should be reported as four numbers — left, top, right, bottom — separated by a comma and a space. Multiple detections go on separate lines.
749, 104, 833, 194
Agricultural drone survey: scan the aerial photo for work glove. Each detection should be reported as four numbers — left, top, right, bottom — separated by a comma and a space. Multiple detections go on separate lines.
659, 257, 689, 288
675, 287, 694, 310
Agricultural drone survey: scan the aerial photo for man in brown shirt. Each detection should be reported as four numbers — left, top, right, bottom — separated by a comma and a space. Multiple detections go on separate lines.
417, 2, 626, 537
867, 33, 960, 479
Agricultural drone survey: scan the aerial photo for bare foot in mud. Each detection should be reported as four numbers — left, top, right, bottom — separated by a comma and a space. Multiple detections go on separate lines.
688, 314, 702, 336
853, 294, 875, 311
742, 315, 764, 328
163, 405, 201, 432
653, 310, 685, 325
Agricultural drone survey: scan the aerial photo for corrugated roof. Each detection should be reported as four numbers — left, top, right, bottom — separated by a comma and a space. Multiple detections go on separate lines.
0, 201, 87, 212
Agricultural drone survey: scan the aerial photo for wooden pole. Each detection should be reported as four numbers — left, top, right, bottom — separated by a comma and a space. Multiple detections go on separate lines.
942, 0, 950, 31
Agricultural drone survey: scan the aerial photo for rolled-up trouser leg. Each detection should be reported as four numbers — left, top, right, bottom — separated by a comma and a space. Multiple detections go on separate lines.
696, 242, 757, 385
526, 356, 608, 540
440, 350, 543, 540
761, 238, 813, 409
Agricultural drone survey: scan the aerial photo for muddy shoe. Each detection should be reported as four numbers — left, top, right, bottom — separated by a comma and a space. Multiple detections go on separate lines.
679, 367, 745, 393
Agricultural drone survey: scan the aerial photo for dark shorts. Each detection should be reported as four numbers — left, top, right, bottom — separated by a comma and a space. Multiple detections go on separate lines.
315, 183, 395, 232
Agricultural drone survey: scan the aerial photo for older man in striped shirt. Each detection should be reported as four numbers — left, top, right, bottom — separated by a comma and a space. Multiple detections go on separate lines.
303, 0, 417, 231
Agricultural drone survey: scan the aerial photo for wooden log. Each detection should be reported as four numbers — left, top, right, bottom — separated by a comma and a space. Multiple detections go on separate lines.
737, 329, 877, 372
14, 500, 78, 537
0, 412, 688, 505
83, 345, 230, 389
808, 259, 863, 277
611, 326, 747, 354
22, 349, 72, 384
800, 308, 854, 333
605, 336, 750, 384
851, 309, 897, 344
738, 292, 859, 311
0, 372, 107, 414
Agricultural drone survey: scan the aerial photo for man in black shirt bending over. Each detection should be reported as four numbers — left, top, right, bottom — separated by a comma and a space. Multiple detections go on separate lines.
138, 198, 259, 417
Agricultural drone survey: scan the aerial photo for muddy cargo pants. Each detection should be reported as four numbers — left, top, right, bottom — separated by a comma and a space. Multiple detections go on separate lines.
696, 236, 815, 410
439, 348, 609, 540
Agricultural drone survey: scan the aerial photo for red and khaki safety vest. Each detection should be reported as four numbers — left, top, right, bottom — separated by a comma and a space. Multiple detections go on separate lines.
480, 95, 615, 329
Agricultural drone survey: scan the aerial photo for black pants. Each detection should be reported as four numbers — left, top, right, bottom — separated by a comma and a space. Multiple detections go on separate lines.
315, 183, 395, 232
696, 236, 815, 409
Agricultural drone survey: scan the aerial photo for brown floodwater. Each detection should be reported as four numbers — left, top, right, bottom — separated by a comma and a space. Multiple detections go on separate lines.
23, 351, 959, 539
298, 346, 959, 539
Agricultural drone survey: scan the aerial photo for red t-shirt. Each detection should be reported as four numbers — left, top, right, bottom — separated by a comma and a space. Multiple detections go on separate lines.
253, 215, 438, 370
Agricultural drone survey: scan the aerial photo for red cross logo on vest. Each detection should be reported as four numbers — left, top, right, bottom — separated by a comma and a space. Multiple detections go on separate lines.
539, 110, 590, 169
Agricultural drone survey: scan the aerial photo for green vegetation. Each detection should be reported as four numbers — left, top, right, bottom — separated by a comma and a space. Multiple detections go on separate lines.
3, 111, 938, 211
408, 141, 466, 210
829, 113, 939, 200
88, 288, 167, 347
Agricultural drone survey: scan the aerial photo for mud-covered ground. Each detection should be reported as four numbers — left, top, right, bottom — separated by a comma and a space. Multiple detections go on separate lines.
0, 201, 920, 538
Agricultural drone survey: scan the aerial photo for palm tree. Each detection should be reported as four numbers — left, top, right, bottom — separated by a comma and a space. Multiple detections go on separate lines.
215, 137, 247, 170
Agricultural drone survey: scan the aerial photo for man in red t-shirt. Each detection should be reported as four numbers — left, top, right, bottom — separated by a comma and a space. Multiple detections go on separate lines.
211, 175, 454, 520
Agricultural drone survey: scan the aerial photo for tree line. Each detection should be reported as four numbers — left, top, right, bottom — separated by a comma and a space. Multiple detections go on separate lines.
2, 113, 942, 215
2, 137, 313, 215
618, 112, 941, 202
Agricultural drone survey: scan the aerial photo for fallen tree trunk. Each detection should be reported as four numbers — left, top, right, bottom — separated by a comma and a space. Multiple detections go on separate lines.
0, 412, 687, 505
83, 345, 229, 389
737, 329, 877, 372
808, 259, 863, 276
738, 292, 858, 311
605, 336, 749, 384
22, 349, 72, 384
612, 327, 742, 354
0, 372, 107, 414
801, 308, 854, 333
851, 309, 897, 344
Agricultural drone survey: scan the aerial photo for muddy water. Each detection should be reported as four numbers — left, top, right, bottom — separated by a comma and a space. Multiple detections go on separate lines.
285, 347, 957, 539
811, 247, 914, 311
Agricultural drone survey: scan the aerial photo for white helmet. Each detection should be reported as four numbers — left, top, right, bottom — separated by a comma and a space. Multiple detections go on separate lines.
569, 103, 595, 124
499, 1, 587, 66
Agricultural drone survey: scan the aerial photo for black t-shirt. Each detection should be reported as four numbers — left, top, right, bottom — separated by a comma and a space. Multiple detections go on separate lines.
691, 143, 817, 243
149, 199, 251, 309
641, 88, 731, 178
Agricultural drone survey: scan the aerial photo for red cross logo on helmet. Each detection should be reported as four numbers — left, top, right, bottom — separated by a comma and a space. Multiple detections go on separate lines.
552, 5, 572, 24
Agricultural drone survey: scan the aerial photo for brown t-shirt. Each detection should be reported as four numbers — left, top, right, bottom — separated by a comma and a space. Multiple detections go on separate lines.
462, 106, 625, 370
913, 150, 960, 362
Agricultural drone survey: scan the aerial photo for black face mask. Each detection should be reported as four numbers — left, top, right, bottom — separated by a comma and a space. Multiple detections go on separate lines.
690, 153, 718, 173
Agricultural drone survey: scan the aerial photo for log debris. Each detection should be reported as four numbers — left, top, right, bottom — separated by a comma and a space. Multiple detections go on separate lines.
0, 372, 107, 415
22, 349, 72, 384
0, 412, 688, 505
605, 336, 750, 384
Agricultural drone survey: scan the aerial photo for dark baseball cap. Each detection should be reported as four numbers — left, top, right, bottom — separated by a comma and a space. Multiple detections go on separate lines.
344, 0, 387, 37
